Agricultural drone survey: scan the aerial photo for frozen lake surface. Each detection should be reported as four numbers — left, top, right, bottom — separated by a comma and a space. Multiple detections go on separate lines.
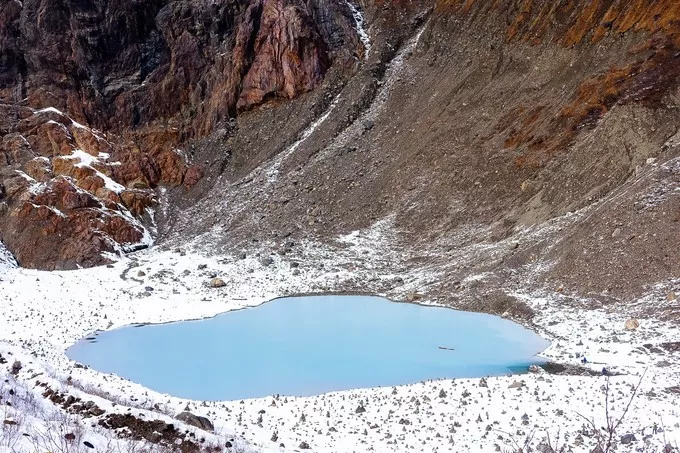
66, 295, 550, 400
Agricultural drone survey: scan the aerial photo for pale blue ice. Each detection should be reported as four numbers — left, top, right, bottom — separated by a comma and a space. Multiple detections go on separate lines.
66, 295, 549, 401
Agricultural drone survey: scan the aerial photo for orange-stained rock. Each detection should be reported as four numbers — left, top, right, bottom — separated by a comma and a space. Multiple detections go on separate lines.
120, 190, 156, 216
235, 0, 330, 110
71, 126, 113, 157
22, 157, 53, 182
30, 122, 75, 157
1, 133, 35, 166
183, 165, 204, 188
30, 177, 101, 212
436, 0, 680, 46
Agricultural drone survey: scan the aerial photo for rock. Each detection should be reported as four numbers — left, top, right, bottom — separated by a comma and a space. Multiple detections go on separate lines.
363, 120, 374, 130
591, 446, 604, 453
64, 433, 76, 441
176, 412, 214, 432
624, 319, 640, 330
299, 441, 311, 449
90, 406, 105, 416
10, 360, 21, 375
536, 442, 554, 453
183, 165, 204, 188
479, 378, 488, 388
620, 433, 636, 444
137, 270, 146, 277
611, 227, 621, 238
528, 364, 542, 373
508, 381, 523, 389
355, 404, 366, 414
198, 264, 207, 270
210, 278, 226, 288
405, 292, 421, 302
657, 360, 671, 367
260, 256, 274, 266
667, 292, 677, 301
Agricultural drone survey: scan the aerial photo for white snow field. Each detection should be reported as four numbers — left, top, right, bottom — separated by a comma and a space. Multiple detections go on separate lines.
1, 227, 679, 452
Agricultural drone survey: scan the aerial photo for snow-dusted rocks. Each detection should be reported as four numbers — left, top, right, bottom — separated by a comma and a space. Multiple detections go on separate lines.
0, 108, 192, 269
1, 237, 679, 453
0, 241, 16, 274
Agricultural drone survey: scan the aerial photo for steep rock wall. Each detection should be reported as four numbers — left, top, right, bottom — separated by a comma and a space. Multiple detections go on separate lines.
0, 0, 363, 269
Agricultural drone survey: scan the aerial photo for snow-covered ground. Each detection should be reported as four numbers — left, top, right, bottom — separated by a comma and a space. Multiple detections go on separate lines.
1, 227, 679, 452
0, 243, 16, 274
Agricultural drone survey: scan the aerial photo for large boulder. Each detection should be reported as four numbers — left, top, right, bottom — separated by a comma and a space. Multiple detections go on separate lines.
624, 319, 640, 331
175, 412, 214, 432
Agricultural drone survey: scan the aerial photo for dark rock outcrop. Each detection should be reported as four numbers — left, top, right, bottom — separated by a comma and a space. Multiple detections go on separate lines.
175, 411, 214, 432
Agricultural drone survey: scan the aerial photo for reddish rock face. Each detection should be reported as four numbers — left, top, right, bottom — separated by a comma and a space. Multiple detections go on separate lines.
0, 0, 363, 269
0, 112, 162, 269
235, 0, 331, 110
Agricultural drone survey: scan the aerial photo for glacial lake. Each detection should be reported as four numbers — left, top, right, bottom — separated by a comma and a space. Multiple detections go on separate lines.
66, 295, 549, 401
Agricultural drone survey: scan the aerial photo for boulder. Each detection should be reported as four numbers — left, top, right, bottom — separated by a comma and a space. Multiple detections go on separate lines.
10, 360, 22, 375
210, 278, 226, 288
620, 433, 636, 444
624, 319, 640, 330
528, 364, 542, 373
537, 443, 555, 453
176, 412, 214, 432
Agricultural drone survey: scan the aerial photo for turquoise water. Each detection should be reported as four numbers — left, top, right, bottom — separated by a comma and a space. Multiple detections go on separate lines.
66, 295, 549, 401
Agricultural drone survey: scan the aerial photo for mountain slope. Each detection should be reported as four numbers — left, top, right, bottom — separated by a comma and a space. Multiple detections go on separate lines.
1, 0, 679, 303
160, 0, 680, 303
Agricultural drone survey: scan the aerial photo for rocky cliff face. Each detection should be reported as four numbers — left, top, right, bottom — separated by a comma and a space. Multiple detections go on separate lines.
0, 0, 363, 269
159, 0, 680, 302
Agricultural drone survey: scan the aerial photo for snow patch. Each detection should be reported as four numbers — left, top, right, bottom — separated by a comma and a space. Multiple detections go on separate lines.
64, 149, 125, 193
265, 94, 342, 183
345, 0, 371, 58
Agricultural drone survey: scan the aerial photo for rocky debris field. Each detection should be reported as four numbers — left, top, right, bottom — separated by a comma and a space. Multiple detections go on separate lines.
1, 222, 679, 452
